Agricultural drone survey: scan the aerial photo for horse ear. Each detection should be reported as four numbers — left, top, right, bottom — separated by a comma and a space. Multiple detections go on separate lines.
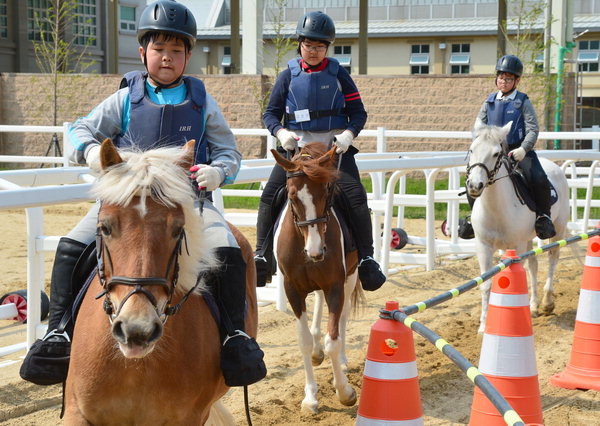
180, 139, 196, 169
501, 121, 513, 138
318, 146, 337, 166
100, 139, 123, 170
271, 149, 295, 171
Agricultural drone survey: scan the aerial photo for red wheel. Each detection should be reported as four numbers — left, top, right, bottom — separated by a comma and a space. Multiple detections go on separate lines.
0, 290, 50, 323
441, 219, 450, 237
390, 228, 408, 250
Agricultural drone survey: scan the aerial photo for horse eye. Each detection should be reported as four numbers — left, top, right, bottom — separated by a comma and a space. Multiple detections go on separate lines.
172, 225, 183, 239
99, 224, 111, 237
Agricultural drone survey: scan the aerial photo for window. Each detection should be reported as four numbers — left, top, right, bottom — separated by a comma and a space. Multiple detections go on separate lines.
333, 45, 352, 73
222, 46, 232, 74
0, 0, 7, 39
410, 44, 429, 75
578, 40, 600, 73
449, 43, 470, 74
27, 0, 51, 41
120, 5, 136, 32
534, 53, 545, 73
73, 0, 97, 46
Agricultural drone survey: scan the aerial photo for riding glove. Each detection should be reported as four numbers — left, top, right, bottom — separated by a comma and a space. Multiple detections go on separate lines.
276, 128, 299, 151
509, 147, 526, 162
86, 145, 101, 172
190, 164, 223, 191
333, 130, 354, 154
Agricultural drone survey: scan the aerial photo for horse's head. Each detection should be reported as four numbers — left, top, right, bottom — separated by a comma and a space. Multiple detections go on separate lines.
466, 119, 512, 198
91, 139, 215, 358
271, 143, 338, 261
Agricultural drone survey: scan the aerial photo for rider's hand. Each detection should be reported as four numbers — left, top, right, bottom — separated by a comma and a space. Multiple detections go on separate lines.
333, 130, 354, 154
86, 145, 101, 172
276, 128, 299, 151
189, 164, 223, 191
509, 147, 526, 162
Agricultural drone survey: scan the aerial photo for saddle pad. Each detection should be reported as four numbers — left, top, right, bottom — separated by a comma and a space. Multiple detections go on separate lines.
510, 170, 558, 212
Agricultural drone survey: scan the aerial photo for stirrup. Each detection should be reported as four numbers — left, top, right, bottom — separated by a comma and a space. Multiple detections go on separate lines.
223, 329, 251, 346
42, 329, 71, 343
358, 256, 376, 267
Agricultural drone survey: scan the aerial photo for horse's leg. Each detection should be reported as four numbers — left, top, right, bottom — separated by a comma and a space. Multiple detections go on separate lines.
524, 240, 540, 317
296, 310, 320, 413
323, 287, 357, 407
541, 243, 560, 315
310, 290, 325, 366
476, 242, 495, 333
339, 270, 358, 372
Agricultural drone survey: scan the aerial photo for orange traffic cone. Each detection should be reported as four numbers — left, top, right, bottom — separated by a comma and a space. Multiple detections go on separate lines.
551, 230, 600, 391
470, 250, 543, 425
356, 301, 423, 425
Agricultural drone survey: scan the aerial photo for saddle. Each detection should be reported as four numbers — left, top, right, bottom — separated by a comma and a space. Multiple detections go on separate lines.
507, 158, 558, 212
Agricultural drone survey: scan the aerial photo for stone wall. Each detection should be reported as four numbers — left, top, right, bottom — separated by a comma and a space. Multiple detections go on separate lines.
0, 72, 573, 165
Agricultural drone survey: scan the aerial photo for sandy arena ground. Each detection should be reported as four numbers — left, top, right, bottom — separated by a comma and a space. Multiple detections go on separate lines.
0, 202, 598, 425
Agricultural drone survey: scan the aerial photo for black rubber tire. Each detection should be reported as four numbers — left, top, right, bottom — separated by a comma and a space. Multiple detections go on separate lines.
390, 228, 408, 250
0, 289, 50, 323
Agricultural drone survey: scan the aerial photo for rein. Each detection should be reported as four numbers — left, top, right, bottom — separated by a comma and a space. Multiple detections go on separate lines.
95, 225, 200, 323
466, 151, 513, 187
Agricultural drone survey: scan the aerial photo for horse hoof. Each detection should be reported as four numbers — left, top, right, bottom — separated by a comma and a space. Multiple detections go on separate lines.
541, 304, 555, 315
301, 400, 319, 414
338, 387, 357, 407
312, 350, 325, 366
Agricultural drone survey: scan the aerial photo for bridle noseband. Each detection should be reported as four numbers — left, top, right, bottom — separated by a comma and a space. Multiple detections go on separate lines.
466, 149, 510, 187
95, 224, 198, 324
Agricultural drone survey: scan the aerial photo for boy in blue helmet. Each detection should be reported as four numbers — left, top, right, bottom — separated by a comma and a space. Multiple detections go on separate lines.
459, 54, 556, 240
255, 11, 387, 291
20, 0, 265, 388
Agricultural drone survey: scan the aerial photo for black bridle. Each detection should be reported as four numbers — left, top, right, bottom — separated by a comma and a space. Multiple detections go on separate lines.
95, 224, 201, 323
465, 150, 509, 187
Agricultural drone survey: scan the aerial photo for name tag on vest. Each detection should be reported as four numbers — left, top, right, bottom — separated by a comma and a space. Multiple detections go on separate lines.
294, 109, 310, 122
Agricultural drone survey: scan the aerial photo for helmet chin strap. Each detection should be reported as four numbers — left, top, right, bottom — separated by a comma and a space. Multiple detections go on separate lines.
142, 52, 187, 93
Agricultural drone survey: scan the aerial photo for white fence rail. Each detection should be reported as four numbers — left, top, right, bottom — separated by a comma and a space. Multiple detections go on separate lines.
1, 125, 600, 360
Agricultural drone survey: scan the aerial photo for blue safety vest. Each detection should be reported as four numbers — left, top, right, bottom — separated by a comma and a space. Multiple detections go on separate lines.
285, 58, 348, 131
486, 91, 528, 148
117, 71, 209, 165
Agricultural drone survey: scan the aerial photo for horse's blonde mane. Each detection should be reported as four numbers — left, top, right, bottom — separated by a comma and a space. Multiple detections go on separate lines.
473, 124, 509, 152
91, 146, 217, 293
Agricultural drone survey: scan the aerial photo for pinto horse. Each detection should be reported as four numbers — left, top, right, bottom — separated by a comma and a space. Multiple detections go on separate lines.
64, 139, 257, 425
466, 120, 569, 333
272, 142, 363, 414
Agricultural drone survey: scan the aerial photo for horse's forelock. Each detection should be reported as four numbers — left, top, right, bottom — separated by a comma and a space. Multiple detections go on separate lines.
295, 143, 337, 184
474, 125, 508, 152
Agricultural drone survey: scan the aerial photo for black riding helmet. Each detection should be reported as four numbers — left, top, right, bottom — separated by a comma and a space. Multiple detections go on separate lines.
137, 0, 197, 50
496, 55, 523, 77
296, 11, 335, 43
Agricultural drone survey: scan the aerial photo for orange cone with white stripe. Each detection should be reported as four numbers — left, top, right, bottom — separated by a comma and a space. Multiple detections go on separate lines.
469, 250, 543, 425
356, 301, 423, 425
551, 230, 600, 391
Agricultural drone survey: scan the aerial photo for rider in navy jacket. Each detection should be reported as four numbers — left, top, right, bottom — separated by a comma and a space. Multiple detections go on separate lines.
459, 55, 556, 240
255, 11, 386, 291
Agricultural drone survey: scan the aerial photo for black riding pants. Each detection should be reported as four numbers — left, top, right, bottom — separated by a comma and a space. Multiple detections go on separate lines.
256, 146, 374, 257
466, 149, 551, 215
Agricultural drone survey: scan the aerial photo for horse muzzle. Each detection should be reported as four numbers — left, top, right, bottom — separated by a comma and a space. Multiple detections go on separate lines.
466, 179, 484, 198
112, 315, 163, 358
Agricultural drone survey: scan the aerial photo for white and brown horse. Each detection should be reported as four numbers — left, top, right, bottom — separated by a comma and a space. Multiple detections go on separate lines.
64, 139, 257, 424
272, 142, 363, 413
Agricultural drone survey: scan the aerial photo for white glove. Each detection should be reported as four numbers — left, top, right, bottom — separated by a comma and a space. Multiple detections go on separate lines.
333, 130, 354, 154
276, 128, 299, 151
86, 145, 101, 171
509, 147, 526, 162
189, 164, 223, 191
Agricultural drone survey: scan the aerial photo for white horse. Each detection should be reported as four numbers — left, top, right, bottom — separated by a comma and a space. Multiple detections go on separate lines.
466, 120, 570, 333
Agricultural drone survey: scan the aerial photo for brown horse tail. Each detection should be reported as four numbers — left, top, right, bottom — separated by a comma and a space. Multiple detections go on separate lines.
351, 283, 367, 319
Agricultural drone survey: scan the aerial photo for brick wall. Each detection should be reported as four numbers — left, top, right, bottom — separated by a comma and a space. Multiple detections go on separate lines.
0, 72, 573, 164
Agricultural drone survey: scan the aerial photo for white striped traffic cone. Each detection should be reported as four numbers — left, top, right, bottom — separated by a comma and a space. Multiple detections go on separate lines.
469, 249, 543, 425
356, 301, 423, 425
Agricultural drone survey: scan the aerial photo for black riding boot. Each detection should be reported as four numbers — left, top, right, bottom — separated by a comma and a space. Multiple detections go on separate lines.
458, 193, 476, 240
19, 237, 87, 385
533, 180, 556, 240
208, 247, 267, 387
254, 201, 275, 287
348, 204, 386, 291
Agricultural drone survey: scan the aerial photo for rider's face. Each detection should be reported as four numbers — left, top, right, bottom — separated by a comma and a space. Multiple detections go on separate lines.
140, 35, 191, 87
496, 72, 519, 94
300, 40, 328, 66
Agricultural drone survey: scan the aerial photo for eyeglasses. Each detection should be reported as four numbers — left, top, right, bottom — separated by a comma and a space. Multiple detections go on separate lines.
301, 42, 327, 53
497, 77, 515, 83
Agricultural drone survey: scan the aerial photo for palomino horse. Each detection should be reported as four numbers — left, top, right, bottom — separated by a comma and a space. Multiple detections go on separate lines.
272, 142, 363, 413
64, 139, 257, 424
466, 120, 569, 333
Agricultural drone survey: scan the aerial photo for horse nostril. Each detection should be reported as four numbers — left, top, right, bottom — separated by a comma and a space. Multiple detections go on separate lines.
323, 246, 327, 253
112, 320, 126, 344
148, 321, 163, 344
477, 182, 483, 190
